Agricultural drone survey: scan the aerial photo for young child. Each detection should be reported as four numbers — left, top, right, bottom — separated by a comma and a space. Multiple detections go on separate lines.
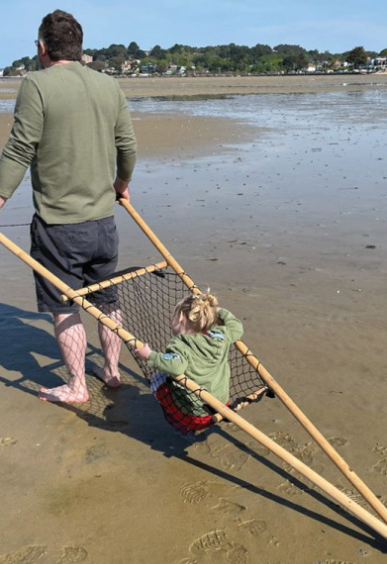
135, 293, 243, 436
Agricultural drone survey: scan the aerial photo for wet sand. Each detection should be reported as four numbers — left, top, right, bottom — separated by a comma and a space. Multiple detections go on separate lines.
2, 72, 387, 98
0, 76, 387, 563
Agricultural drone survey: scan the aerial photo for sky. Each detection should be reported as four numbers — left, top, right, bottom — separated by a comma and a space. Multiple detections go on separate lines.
1, 0, 386, 68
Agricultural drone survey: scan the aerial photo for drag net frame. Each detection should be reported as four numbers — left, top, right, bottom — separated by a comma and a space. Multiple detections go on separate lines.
84, 263, 269, 414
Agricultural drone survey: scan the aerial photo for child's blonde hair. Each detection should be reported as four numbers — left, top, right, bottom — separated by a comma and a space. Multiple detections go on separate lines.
173, 293, 219, 333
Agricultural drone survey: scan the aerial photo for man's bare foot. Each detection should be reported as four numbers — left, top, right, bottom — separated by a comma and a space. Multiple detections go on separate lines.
91, 365, 121, 388
38, 384, 89, 403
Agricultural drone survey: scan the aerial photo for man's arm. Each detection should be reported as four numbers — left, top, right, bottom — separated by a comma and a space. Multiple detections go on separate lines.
115, 87, 137, 193
0, 77, 43, 200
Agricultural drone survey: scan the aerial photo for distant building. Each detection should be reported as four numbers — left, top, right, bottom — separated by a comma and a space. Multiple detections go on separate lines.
82, 53, 93, 65
333, 60, 349, 69
121, 60, 133, 73
167, 63, 178, 73
141, 63, 155, 74
0, 69, 3, 77
15, 64, 27, 76
371, 57, 387, 70
165, 64, 186, 76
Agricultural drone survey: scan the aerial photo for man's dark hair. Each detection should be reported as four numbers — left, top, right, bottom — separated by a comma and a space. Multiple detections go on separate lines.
39, 10, 83, 61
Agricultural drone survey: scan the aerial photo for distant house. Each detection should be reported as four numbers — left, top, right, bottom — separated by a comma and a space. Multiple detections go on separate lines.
164, 64, 186, 76
333, 60, 349, 69
306, 64, 316, 73
15, 64, 27, 76
82, 53, 93, 65
167, 63, 178, 73
0, 69, 3, 77
121, 60, 133, 73
372, 57, 387, 70
141, 63, 155, 74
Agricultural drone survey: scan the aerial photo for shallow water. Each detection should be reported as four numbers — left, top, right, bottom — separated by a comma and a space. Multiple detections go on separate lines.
2, 88, 387, 288
127, 90, 387, 283
130, 88, 387, 125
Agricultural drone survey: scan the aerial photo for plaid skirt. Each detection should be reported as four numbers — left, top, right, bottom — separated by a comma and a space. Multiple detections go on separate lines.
150, 373, 215, 436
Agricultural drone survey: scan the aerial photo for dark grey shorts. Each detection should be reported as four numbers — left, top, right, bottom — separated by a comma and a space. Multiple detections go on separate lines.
30, 214, 119, 314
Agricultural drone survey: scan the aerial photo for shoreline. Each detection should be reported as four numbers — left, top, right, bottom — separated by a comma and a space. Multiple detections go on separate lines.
2, 73, 387, 159
0, 72, 387, 101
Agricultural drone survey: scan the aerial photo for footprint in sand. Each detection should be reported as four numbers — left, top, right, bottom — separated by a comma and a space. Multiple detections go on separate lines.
212, 498, 246, 518
293, 443, 316, 466
335, 486, 369, 508
0, 545, 88, 564
210, 442, 250, 471
269, 433, 318, 467
0, 545, 47, 563
281, 450, 316, 477
327, 437, 348, 448
218, 447, 250, 471
372, 458, 387, 476
238, 519, 267, 537
314, 560, 356, 564
190, 529, 229, 554
55, 546, 88, 563
180, 481, 238, 505
268, 433, 317, 476
269, 535, 280, 548
269, 431, 298, 451
188, 529, 249, 564
195, 437, 250, 471
373, 444, 387, 457
0, 437, 17, 447
192, 440, 212, 455
225, 544, 249, 564
180, 481, 211, 504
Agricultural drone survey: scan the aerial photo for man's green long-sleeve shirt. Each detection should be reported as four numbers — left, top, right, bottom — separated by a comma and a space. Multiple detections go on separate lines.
0, 62, 137, 224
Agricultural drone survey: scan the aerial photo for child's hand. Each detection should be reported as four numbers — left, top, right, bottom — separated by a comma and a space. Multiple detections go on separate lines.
135, 343, 152, 361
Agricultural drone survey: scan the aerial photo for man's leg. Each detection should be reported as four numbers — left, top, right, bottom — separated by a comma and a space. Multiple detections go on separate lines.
92, 303, 122, 388
39, 312, 89, 403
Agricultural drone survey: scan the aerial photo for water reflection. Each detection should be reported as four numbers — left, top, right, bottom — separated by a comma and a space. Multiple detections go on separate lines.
129, 89, 387, 127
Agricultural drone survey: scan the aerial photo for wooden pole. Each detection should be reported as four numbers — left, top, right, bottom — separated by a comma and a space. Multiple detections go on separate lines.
119, 199, 387, 526
61, 261, 168, 301
1, 228, 387, 539
120, 200, 200, 293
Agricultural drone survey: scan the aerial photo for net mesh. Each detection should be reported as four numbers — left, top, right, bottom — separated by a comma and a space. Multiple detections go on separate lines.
86, 264, 269, 434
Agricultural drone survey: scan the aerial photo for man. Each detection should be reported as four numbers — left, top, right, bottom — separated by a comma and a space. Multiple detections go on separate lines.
0, 10, 137, 402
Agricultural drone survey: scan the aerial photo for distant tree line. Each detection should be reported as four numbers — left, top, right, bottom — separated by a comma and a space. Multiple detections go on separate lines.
2, 43, 387, 76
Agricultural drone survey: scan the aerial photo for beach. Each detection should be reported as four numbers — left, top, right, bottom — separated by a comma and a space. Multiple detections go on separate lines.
0, 74, 387, 563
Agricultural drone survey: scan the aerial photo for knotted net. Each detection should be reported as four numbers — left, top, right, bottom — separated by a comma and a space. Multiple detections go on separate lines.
84, 263, 270, 434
